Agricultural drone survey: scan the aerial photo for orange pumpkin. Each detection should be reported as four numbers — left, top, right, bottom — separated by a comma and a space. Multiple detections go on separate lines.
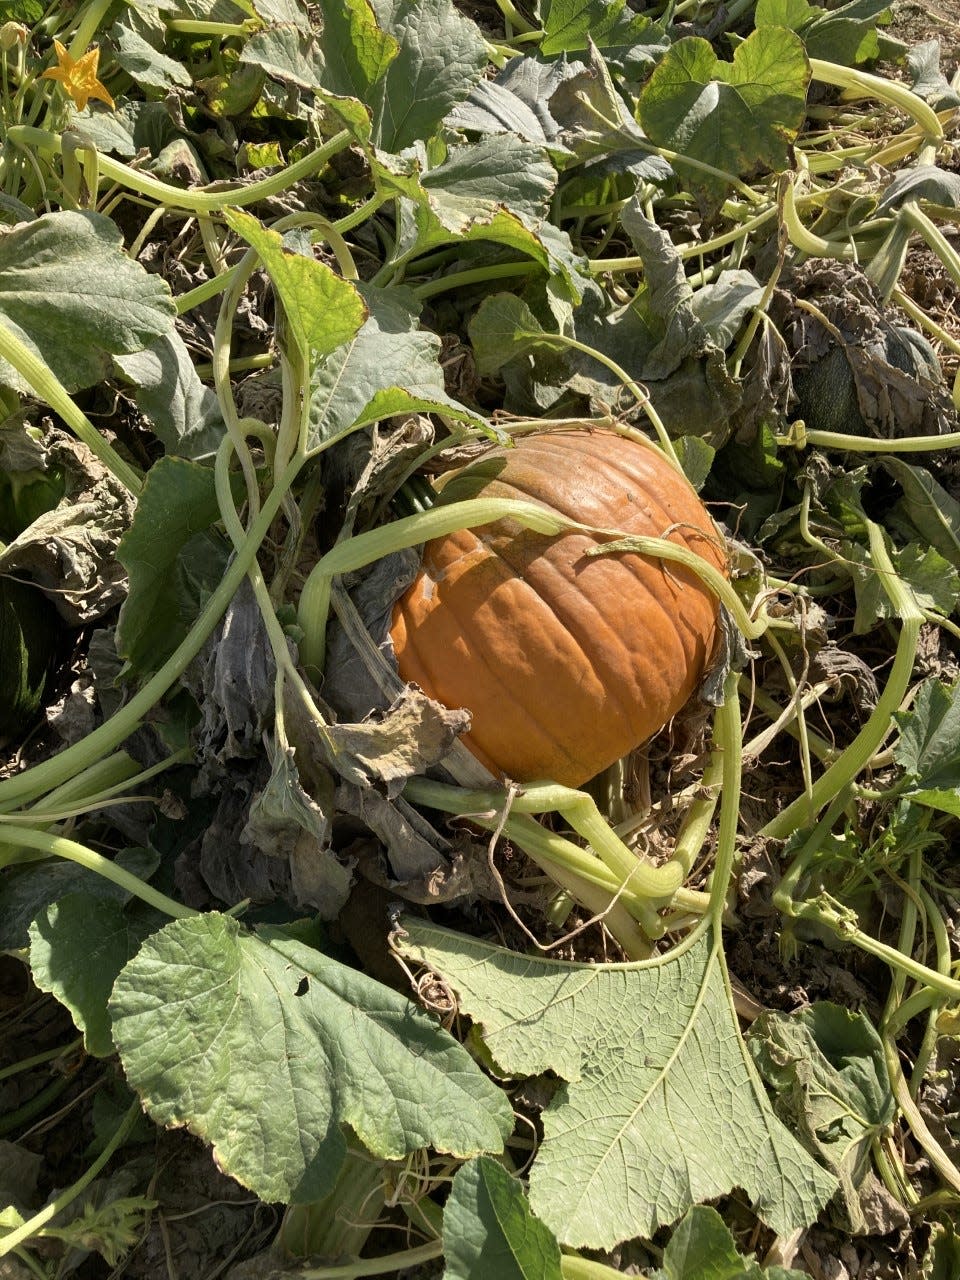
390, 428, 727, 787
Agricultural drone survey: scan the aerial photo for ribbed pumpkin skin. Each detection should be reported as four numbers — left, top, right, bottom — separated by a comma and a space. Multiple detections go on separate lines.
390, 429, 727, 787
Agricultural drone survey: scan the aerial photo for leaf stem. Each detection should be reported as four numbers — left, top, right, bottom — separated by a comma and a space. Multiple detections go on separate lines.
808, 58, 944, 144
0, 1100, 142, 1259
0, 824, 195, 918
6, 127, 352, 213
760, 522, 922, 841
0, 322, 142, 493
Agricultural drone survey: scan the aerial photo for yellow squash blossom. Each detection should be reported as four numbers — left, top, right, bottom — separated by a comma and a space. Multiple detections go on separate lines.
42, 40, 115, 111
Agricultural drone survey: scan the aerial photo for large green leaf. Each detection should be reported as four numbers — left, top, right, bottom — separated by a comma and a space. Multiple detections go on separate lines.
365, 0, 488, 150
638, 27, 810, 196
109, 914, 514, 1204
0, 211, 175, 394
443, 1157, 563, 1280
401, 923, 836, 1249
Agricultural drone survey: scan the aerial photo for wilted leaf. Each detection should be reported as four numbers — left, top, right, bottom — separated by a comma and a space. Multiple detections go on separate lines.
0, 435, 136, 624
748, 1003, 895, 1232
443, 1157, 563, 1280
401, 923, 836, 1248
0, 211, 175, 394
320, 685, 471, 796
110, 913, 514, 1203
877, 164, 960, 213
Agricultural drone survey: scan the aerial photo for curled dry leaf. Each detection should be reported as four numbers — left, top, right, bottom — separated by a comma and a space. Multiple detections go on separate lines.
0, 431, 135, 624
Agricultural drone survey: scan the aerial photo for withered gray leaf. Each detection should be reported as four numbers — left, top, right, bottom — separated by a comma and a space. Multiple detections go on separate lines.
186, 578, 279, 761
773, 261, 956, 440
322, 685, 471, 798
0, 434, 135, 623
243, 735, 353, 921
322, 553, 420, 722
336, 782, 452, 885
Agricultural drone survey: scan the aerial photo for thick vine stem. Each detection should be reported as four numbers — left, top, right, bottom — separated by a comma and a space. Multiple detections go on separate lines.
6, 126, 352, 213
403, 777, 681, 902
296, 498, 568, 671
298, 496, 758, 674
808, 58, 945, 145
0, 825, 195, 920
760, 522, 922, 842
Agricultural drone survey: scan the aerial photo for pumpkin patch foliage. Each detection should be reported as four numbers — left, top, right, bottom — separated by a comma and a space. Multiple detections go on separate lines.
1, 0, 960, 1275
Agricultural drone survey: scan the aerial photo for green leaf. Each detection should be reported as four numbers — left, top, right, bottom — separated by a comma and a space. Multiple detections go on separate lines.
885, 459, 960, 569
313, 0, 399, 97
115, 457, 231, 675
238, 25, 325, 91
893, 677, 960, 793
307, 283, 482, 449
365, 0, 488, 150
419, 135, 556, 232
109, 914, 513, 1204
400, 923, 836, 1249
113, 331, 225, 460
0, 211, 175, 394
110, 20, 192, 90
0, 848, 158, 952
468, 293, 551, 377
653, 1205, 807, 1279
443, 1157, 563, 1280
541, 0, 656, 57
845, 540, 959, 633
222, 209, 367, 359
921, 1220, 960, 1280
0, 576, 57, 746
747, 1003, 894, 1232
638, 28, 810, 196
29, 894, 147, 1057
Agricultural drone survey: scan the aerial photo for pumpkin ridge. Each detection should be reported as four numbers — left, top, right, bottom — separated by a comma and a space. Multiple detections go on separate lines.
431, 574, 589, 782
494, 528, 711, 743
474, 528, 654, 738
396, 534, 589, 782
